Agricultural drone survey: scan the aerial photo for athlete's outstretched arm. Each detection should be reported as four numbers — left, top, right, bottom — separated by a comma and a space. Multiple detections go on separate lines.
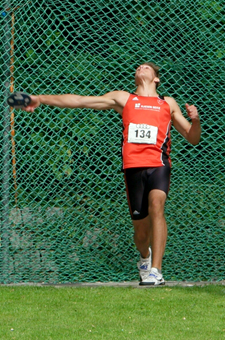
167, 97, 201, 145
23, 91, 129, 115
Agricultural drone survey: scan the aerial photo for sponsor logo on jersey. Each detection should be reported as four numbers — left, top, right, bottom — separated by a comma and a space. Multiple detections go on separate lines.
157, 98, 165, 105
134, 103, 160, 110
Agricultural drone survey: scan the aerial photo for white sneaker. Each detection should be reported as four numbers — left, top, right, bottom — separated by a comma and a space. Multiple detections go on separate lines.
137, 248, 152, 281
139, 267, 165, 286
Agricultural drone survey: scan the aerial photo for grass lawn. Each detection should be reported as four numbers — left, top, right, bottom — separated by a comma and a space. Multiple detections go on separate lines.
0, 284, 225, 340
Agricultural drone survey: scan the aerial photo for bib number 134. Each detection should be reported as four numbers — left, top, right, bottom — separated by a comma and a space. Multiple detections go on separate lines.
128, 123, 158, 144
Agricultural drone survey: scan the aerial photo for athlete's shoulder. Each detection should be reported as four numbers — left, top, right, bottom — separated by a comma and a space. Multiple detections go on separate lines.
164, 96, 176, 103
164, 96, 179, 109
104, 90, 130, 106
102, 90, 130, 114
103, 90, 129, 96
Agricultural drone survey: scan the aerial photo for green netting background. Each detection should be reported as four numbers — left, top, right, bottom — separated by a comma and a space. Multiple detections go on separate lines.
0, 0, 224, 284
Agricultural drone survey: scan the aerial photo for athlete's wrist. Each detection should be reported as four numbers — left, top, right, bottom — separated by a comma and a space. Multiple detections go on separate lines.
191, 116, 200, 123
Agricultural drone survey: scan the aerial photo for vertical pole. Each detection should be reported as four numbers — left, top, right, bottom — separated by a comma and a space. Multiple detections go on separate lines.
1, 3, 12, 283
10, 12, 18, 205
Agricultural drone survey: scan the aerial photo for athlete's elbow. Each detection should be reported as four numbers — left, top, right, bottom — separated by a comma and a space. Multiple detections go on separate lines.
186, 126, 201, 145
190, 139, 200, 146
187, 135, 201, 145
67, 94, 84, 108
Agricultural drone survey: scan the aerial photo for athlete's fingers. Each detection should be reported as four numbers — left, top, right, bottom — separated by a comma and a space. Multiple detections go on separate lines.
23, 106, 32, 112
185, 103, 199, 120
185, 103, 195, 111
22, 95, 40, 112
25, 105, 36, 112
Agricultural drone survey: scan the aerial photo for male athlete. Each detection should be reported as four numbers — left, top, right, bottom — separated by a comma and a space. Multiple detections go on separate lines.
20, 62, 201, 285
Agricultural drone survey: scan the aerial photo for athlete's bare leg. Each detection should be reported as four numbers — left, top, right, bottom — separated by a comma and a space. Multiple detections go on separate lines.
148, 189, 167, 270
133, 215, 151, 259
133, 189, 167, 270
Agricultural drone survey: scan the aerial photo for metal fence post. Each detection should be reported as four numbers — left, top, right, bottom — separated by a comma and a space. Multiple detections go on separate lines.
1, 2, 12, 283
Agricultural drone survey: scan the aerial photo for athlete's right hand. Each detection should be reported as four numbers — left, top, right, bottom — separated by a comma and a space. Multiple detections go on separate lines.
23, 95, 41, 112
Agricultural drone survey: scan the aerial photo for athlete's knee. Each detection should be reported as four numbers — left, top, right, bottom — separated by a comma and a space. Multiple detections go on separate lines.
148, 191, 166, 216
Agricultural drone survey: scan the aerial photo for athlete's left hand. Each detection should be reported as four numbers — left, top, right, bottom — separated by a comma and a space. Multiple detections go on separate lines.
185, 103, 199, 121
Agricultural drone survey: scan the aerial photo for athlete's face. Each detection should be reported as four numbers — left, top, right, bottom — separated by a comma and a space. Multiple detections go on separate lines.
135, 64, 158, 86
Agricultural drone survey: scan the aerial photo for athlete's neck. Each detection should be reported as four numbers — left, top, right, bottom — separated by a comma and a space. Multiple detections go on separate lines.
134, 84, 158, 97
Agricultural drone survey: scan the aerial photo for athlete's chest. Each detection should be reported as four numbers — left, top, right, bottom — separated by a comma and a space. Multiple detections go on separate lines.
123, 96, 170, 123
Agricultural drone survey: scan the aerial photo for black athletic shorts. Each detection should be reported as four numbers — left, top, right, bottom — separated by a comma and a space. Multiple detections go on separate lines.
124, 165, 171, 220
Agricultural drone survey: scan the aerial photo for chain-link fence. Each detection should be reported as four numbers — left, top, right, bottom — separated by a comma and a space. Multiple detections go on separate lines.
1, 0, 224, 284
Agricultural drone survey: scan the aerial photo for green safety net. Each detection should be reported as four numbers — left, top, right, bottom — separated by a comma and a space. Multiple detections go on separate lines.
0, 0, 224, 284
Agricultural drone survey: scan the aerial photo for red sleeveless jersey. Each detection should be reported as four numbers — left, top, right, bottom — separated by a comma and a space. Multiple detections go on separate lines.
122, 94, 172, 169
